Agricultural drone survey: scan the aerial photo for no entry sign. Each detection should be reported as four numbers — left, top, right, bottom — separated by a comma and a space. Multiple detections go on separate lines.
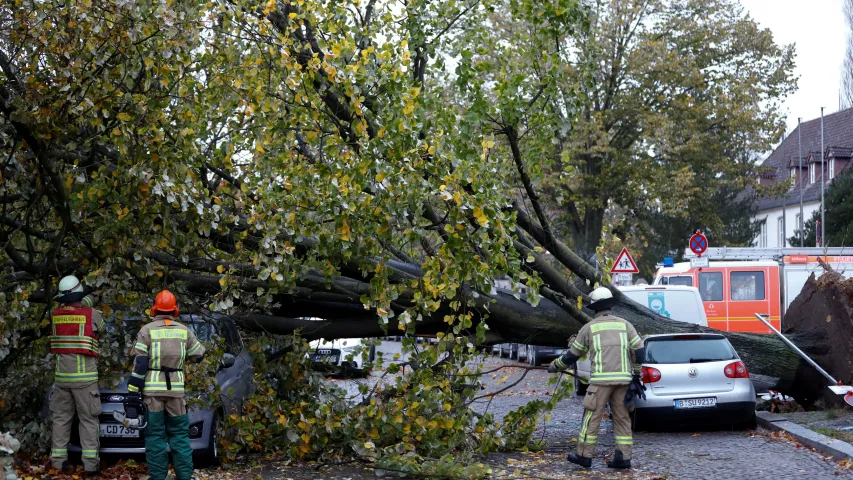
689, 231, 708, 256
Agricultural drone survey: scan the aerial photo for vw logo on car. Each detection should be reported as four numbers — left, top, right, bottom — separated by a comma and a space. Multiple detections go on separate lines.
688, 367, 698, 378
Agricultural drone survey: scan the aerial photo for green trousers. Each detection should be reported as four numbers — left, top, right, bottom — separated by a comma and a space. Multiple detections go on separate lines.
145, 411, 193, 480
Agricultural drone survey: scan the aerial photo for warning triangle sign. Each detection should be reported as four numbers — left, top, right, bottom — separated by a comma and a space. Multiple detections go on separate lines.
610, 247, 639, 274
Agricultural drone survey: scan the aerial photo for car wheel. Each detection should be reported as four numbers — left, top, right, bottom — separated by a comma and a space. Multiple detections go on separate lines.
573, 369, 588, 396
739, 411, 757, 430
198, 412, 224, 467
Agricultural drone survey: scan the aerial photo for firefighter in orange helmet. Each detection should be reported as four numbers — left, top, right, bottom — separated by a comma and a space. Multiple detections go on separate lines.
127, 291, 205, 480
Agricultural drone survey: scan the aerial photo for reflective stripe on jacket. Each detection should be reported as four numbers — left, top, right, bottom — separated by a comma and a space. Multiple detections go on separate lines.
128, 316, 206, 397
52, 301, 103, 387
569, 314, 643, 385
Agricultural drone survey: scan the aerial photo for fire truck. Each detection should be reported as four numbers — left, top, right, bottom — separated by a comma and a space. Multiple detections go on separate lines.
653, 248, 853, 333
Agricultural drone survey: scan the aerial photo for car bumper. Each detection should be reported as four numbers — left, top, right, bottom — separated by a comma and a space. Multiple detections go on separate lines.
64, 402, 213, 454
636, 381, 756, 425
635, 400, 756, 424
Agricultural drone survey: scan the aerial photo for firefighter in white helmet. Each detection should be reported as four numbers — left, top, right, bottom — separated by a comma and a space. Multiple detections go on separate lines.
548, 287, 646, 470
49, 275, 103, 476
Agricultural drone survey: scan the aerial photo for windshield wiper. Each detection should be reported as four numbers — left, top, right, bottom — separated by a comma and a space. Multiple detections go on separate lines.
688, 358, 718, 363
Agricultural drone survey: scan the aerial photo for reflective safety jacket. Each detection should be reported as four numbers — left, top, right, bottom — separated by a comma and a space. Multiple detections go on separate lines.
128, 316, 206, 397
51, 297, 104, 387
561, 314, 643, 385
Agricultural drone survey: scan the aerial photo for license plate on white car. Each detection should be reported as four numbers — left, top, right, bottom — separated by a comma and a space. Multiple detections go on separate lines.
100, 424, 139, 438
674, 397, 717, 409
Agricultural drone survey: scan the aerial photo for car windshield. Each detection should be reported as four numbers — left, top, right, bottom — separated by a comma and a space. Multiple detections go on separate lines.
105, 319, 219, 342
644, 337, 737, 364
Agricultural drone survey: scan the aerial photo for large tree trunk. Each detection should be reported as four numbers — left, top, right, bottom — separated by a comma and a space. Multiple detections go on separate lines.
235, 281, 832, 404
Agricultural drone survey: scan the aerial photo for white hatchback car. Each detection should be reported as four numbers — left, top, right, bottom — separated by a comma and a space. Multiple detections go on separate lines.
634, 333, 756, 429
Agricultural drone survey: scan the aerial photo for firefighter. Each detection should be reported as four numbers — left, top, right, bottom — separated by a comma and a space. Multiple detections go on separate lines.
127, 290, 205, 480
548, 287, 646, 470
49, 275, 103, 476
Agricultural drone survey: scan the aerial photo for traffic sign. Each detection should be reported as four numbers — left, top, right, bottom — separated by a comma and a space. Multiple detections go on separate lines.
689, 231, 708, 256
611, 247, 639, 274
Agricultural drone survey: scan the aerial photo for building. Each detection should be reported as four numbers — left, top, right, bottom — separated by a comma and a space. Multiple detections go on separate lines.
751, 109, 853, 247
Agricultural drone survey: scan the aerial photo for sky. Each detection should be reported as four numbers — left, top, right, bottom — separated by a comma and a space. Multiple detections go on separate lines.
739, 0, 847, 134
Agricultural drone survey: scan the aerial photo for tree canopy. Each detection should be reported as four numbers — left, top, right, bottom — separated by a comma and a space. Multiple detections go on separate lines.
0, 0, 797, 470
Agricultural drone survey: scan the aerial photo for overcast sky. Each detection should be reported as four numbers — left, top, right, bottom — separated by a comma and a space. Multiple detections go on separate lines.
739, 0, 847, 133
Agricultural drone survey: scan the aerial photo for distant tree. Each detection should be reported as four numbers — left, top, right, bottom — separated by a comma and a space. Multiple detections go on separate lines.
635, 186, 762, 277
789, 168, 853, 247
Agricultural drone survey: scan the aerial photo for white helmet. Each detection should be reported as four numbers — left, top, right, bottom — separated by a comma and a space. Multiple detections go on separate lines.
55, 275, 83, 299
588, 286, 616, 312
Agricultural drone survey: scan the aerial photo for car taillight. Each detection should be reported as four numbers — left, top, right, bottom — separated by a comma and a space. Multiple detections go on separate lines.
641, 366, 661, 383
724, 361, 749, 379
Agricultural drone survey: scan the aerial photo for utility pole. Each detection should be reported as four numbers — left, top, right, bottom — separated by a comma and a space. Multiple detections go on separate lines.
821, 107, 826, 247
798, 118, 804, 247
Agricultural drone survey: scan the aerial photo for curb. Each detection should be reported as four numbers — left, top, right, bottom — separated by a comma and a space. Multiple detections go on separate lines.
757, 411, 853, 461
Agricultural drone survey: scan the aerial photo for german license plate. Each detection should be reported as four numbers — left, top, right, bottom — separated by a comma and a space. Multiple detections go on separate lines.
674, 397, 717, 409
100, 424, 139, 438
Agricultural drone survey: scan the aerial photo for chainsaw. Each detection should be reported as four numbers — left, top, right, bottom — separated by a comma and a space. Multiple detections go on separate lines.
111, 395, 149, 430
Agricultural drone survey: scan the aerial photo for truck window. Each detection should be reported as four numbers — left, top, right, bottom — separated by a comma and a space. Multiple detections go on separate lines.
730, 271, 765, 301
666, 276, 693, 287
699, 272, 723, 301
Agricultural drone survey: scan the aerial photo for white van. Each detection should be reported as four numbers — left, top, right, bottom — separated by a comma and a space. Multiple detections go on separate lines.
573, 286, 707, 394
618, 285, 707, 327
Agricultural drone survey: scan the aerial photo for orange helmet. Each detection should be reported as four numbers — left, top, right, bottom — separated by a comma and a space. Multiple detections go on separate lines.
152, 290, 179, 317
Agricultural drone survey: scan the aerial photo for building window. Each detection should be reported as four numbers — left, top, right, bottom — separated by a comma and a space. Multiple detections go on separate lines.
777, 216, 785, 247
790, 168, 796, 187
795, 213, 802, 237
699, 272, 723, 302
759, 222, 767, 247
830, 159, 835, 180
810, 163, 815, 184
730, 271, 766, 301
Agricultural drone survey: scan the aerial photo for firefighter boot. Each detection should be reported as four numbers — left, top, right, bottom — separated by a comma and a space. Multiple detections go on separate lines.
607, 450, 631, 469
566, 453, 592, 468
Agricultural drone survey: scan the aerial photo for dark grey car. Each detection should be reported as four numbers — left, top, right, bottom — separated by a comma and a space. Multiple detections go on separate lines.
42, 314, 254, 465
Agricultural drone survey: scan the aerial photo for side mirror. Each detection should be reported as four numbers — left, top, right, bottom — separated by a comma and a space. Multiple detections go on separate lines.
220, 353, 236, 370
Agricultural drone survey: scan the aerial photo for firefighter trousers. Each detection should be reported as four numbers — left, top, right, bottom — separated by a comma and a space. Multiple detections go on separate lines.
144, 396, 193, 480
577, 384, 632, 460
50, 384, 101, 472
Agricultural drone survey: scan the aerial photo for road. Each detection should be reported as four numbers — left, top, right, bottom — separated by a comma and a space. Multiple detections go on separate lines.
250, 341, 853, 479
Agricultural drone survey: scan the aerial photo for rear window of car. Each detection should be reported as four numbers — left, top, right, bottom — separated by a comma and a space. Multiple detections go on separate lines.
662, 276, 693, 287
644, 337, 737, 364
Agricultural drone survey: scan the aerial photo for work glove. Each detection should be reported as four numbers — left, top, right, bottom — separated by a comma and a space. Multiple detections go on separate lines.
631, 374, 646, 401
547, 361, 559, 374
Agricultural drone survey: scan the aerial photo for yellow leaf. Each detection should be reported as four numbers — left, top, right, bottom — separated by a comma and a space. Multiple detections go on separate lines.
338, 222, 351, 242
234, 79, 243, 88
278, 414, 287, 425
117, 112, 132, 122
375, 172, 385, 182
300, 433, 310, 443
443, 403, 451, 411
218, 277, 227, 288
526, 255, 535, 263
217, 265, 225, 274
364, 441, 375, 449
289, 12, 297, 19
577, 296, 583, 310
111, 128, 122, 136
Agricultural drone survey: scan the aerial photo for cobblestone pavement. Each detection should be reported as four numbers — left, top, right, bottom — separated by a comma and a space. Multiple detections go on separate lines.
249, 343, 853, 479
473, 355, 853, 479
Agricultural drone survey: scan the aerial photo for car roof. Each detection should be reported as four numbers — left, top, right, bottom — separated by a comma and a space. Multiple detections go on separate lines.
645, 333, 727, 341
619, 285, 701, 293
